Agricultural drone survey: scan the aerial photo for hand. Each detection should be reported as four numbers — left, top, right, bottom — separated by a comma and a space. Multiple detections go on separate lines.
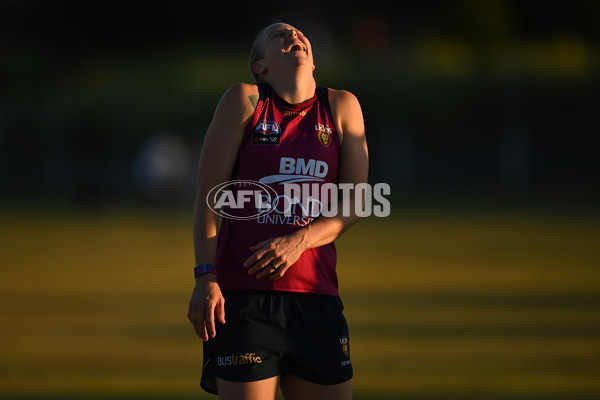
187, 274, 225, 341
243, 231, 306, 280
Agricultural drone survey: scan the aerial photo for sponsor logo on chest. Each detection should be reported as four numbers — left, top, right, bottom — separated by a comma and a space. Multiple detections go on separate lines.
253, 120, 281, 144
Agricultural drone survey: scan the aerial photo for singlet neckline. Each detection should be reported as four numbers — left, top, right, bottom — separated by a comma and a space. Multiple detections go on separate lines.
267, 85, 318, 110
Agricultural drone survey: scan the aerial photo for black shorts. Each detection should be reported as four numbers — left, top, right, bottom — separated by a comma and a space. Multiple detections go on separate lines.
200, 290, 353, 394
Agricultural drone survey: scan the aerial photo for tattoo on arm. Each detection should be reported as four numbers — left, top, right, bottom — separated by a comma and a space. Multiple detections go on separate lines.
248, 95, 259, 111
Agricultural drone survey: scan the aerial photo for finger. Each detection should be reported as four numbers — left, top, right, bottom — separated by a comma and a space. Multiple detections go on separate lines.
248, 239, 269, 251
216, 298, 226, 325
244, 239, 275, 267
200, 323, 209, 342
256, 258, 281, 279
187, 305, 199, 326
193, 320, 207, 340
191, 316, 208, 340
189, 309, 208, 339
243, 247, 267, 268
247, 253, 276, 275
205, 302, 217, 339
269, 264, 288, 280
249, 255, 278, 277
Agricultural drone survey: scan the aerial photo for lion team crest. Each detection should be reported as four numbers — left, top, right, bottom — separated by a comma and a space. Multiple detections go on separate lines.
315, 123, 333, 147
340, 336, 349, 358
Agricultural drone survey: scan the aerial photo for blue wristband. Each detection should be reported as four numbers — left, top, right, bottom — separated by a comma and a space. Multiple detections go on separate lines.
194, 264, 216, 277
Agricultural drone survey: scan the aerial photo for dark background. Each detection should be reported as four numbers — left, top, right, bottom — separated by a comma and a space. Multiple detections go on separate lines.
1, 0, 599, 211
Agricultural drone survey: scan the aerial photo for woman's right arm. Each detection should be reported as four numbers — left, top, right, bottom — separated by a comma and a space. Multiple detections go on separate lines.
188, 83, 258, 341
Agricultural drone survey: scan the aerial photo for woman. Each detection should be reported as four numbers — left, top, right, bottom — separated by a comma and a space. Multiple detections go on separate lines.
188, 22, 368, 400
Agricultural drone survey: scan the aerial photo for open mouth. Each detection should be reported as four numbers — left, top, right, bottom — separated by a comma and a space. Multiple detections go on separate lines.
283, 43, 305, 53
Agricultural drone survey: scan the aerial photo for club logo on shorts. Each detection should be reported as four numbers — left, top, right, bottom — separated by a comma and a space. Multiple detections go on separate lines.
340, 336, 350, 359
315, 123, 333, 147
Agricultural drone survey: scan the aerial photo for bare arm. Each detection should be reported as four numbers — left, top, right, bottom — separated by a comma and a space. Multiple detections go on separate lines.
245, 89, 368, 279
188, 83, 258, 340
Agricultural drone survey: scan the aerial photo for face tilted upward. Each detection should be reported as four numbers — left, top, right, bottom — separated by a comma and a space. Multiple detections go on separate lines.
255, 23, 314, 74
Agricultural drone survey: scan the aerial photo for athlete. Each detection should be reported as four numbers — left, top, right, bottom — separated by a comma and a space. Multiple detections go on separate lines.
187, 22, 368, 400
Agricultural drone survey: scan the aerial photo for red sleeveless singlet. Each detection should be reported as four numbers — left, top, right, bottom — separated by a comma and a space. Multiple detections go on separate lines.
214, 83, 341, 296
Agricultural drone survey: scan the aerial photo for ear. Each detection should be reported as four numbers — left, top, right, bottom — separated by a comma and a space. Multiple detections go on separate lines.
312, 64, 316, 71
253, 62, 266, 75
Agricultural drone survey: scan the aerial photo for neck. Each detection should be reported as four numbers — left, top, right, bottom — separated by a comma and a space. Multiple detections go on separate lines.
264, 69, 316, 104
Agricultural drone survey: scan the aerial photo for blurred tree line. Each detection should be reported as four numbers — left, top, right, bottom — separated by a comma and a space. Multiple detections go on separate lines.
1, 0, 598, 209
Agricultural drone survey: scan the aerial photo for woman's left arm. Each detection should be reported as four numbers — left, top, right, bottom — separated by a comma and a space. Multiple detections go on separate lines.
245, 90, 368, 279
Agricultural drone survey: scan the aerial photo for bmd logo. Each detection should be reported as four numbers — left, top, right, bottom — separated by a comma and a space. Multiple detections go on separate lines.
259, 157, 328, 185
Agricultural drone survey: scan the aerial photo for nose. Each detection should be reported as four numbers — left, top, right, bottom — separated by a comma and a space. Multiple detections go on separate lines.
287, 29, 298, 39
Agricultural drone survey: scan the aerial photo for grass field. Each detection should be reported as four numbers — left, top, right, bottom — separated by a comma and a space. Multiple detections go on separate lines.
1, 206, 599, 399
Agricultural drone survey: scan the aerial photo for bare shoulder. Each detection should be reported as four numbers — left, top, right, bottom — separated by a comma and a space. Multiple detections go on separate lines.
326, 88, 364, 141
225, 82, 259, 98
327, 88, 362, 111
215, 83, 260, 122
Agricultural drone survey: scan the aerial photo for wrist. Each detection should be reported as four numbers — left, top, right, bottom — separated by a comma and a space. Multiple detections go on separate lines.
291, 226, 310, 251
195, 272, 217, 284
194, 263, 216, 278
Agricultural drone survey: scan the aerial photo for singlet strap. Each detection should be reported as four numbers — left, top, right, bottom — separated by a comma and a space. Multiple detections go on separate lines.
316, 86, 330, 108
257, 82, 270, 101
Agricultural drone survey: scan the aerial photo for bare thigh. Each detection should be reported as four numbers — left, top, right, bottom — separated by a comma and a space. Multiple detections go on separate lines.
216, 376, 279, 400
280, 374, 352, 400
